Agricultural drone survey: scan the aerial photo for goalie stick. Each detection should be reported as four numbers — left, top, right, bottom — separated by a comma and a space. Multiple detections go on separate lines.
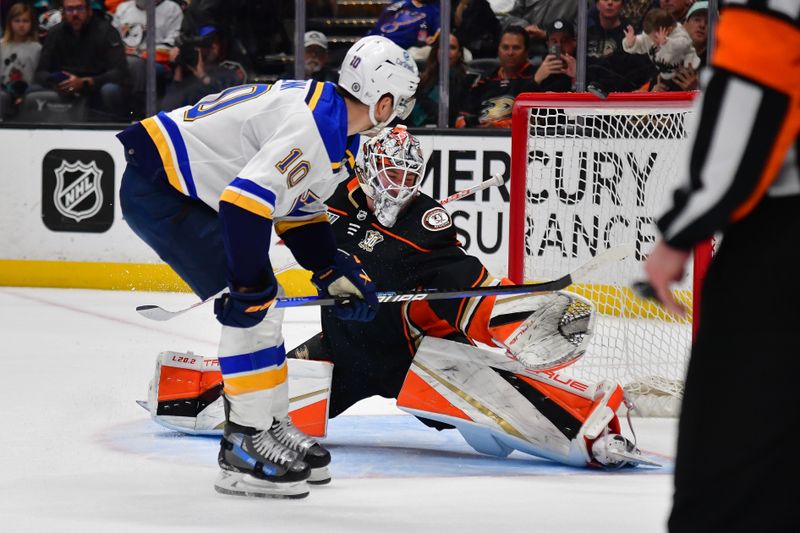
135, 175, 507, 322
136, 245, 633, 320
438, 173, 504, 205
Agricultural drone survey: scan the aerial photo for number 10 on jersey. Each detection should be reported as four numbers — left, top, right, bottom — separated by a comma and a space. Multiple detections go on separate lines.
276, 148, 310, 188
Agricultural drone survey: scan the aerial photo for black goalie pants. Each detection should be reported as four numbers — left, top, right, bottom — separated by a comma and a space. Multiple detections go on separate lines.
669, 196, 800, 533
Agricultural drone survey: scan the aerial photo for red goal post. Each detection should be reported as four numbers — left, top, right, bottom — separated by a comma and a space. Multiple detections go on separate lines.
508, 92, 712, 416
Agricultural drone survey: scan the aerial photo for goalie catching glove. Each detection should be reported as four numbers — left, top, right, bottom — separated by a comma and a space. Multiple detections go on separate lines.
488, 290, 595, 371
311, 249, 379, 322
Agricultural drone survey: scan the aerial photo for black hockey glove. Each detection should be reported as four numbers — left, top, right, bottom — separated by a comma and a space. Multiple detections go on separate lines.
214, 284, 278, 328
311, 249, 379, 322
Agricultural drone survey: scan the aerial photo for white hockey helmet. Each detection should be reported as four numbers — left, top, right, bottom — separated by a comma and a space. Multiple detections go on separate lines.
338, 36, 420, 129
355, 125, 425, 227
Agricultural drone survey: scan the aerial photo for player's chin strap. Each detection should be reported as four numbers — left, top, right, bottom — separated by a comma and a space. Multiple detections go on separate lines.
364, 106, 396, 137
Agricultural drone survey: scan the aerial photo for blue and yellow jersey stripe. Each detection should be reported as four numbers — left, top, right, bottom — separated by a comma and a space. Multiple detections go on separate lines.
140, 112, 198, 198
219, 344, 288, 396
304, 80, 361, 172
219, 177, 277, 219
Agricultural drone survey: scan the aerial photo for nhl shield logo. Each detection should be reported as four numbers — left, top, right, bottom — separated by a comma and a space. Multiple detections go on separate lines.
42, 149, 114, 233
358, 229, 384, 252
53, 159, 104, 222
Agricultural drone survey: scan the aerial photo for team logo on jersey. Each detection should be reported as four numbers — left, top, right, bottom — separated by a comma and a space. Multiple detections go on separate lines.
356, 210, 368, 221
479, 96, 515, 125
358, 230, 384, 252
42, 149, 114, 232
422, 207, 452, 232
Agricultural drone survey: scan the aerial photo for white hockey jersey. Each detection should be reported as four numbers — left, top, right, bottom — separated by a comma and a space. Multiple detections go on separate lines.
119, 79, 359, 231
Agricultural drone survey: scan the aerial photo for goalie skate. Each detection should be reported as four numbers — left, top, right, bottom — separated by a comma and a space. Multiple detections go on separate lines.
215, 421, 311, 499
591, 433, 661, 469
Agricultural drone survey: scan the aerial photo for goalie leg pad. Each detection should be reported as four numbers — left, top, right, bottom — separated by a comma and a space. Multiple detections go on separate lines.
146, 352, 333, 437
397, 337, 637, 467
489, 291, 595, 371
146, 351, 225, 435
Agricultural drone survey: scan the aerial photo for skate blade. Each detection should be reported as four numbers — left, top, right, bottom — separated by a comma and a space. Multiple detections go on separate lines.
605, 449, 662, 468
214, 470, 309, 499
308, 466, 331, 485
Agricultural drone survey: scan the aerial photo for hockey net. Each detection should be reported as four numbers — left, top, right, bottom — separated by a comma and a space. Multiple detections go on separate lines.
509, 92, 710, 417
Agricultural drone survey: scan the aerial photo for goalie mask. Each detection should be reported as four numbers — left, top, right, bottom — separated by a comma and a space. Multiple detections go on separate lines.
355, 125, 425, 228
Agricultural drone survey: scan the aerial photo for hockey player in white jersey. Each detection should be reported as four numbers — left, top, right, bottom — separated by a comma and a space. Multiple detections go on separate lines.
117, 35, 419, 499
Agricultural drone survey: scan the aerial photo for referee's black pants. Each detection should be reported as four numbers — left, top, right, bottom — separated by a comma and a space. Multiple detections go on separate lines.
669, 196, 800, 533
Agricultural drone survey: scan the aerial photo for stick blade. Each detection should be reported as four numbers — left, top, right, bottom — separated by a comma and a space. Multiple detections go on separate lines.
135, 305, 174, 321
569, 244, 635, 285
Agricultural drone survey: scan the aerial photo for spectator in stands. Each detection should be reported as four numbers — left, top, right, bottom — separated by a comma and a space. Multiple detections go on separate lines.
1, 2, 41, 118
503, 0, 577, 55
104, 0, 126, 13
533, 18, 576, 92
623, 8, 700, 91
655, 0, 693, 23
173, 0, 290, 80
455, 25, 535, 128
488, 0, 514, 26
161, 30, 244, 111
112, 0, 182, 117
586, 0, 655, 93
658, 0, 706, 92
367, 0, 440, 50
409, 33, 477, 127
453, 0, 501, 59
34, 0, 129, 121
620, 0, 653, 31
301, 30, 337, 83
682, 1, 707, 67
113, 0, 182, 59
37, 7, 62, 40
281, 30, 338, 83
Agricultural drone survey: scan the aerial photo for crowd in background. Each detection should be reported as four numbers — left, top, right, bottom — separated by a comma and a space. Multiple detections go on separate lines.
0, 0, 710, 126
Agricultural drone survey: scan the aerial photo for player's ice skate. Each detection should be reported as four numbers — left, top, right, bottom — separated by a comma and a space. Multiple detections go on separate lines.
215, 421, 311, 499
270, 416, 332, 485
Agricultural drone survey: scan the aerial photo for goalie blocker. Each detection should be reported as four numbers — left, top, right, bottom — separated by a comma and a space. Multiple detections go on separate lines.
142, 337, 656, 468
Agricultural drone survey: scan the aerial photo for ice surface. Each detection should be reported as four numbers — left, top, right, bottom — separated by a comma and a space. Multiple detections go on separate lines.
0, 287, 678, 532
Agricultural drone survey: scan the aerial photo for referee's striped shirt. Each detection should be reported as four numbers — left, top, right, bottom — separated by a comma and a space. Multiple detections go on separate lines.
658, 0, 800, 250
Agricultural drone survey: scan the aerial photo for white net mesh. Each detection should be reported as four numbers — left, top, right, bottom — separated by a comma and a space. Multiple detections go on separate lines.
516, 95, 699, 416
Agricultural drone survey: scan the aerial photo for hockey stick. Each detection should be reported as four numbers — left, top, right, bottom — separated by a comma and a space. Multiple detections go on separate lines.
135, 261, 297, 322
136, 175, 507, 322
438, 173, 505, 205
270, 244, 633, 309
137, 245, 632, 320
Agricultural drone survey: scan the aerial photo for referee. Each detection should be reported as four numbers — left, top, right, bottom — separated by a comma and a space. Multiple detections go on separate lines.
645, 1, 800, 531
